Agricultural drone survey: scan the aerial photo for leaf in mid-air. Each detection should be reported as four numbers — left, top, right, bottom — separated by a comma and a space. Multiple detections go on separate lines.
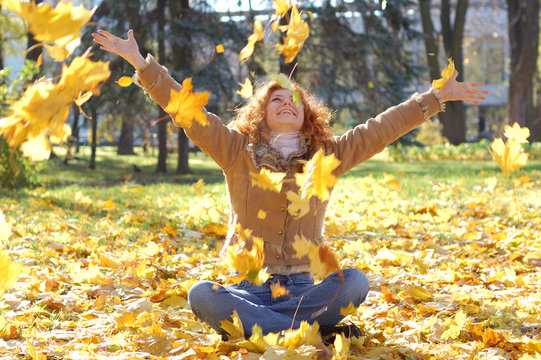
269, 73, 302, 107
432, 58, 455, 89
250, 168, 286, 193
295, 148, 340, 202
117, 76, 133, 87
236, 77, 253, 99
504, 122, 530, 144
275, 5, 310, 63
239, 19, 265, 62
164, 78, 210, 128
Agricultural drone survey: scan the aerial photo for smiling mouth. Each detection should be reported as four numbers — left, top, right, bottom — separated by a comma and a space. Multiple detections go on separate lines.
278, 109, 296, 116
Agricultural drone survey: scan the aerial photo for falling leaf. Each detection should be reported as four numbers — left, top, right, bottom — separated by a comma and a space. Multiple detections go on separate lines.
250, 168, 286, 193
504, 122, 530, 144
295, 148, 340, 202
236, 77, 253, 99
20, 133, 51, 162
117, 76, 133, 87
224, 232, 269, 285
273, 0, 291, 16
164, 78, 210, 128
270, 280, 290, 299
257, 210, 267, 220
292, 234, 310, 258
276, 5, 310, 63
220, 309, 244, 340
0, 52, 110, 159
340, 301, 357, 316
489, 126, 529, 177
383, 173, 401, 190
215, 44, 224, 53
269, 73, 302, 107
432, 58, 455, 89
239, 19, 265, 62
287, 190, 310, 219
0, 250, 21, 296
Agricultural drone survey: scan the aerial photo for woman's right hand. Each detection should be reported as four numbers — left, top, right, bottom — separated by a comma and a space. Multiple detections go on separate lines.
92, 29, 147, 71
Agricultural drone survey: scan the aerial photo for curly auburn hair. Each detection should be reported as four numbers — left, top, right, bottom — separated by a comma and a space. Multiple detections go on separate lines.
228, 79, 335, 150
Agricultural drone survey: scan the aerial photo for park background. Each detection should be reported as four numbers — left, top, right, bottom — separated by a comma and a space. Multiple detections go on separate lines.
0, 1, 540, 360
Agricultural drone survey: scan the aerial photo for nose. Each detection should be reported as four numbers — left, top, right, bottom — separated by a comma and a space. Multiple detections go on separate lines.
282, 98, 292, 106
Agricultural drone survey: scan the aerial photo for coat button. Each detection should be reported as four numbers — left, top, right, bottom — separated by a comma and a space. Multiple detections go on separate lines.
278, 230, 283, 235
275, 255, 281, 259
280, 207, 285, 212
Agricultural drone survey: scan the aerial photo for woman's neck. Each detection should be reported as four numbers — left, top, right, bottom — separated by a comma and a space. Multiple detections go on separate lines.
270, 131, 301, 160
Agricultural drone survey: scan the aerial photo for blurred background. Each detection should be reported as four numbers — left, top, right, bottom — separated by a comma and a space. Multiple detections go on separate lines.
0, 0, 539, 175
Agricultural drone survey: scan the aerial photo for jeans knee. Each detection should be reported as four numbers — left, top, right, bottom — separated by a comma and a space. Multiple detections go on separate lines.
187, 280, 216, 311
343, 268, 370, 303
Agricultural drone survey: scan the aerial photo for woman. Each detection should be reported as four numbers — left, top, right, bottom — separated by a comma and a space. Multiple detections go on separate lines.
92, 29, 487, 353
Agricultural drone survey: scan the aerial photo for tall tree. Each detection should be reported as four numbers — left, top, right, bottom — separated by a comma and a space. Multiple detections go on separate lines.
419, 0, 469, 145
0, 5, 4, 70
169, 0, 192, 174
156, 0, 168, 173
89, 106, 98, 170
507, 0, 539, 139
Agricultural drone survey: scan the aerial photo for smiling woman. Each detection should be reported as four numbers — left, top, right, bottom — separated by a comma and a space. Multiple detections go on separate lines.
92, 27, 488, 358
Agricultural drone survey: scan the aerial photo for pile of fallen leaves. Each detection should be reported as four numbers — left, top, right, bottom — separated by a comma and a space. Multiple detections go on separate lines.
0, 161, 539, 359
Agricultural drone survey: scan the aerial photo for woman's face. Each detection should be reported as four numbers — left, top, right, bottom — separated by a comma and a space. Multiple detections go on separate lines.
264, 88, 304, 133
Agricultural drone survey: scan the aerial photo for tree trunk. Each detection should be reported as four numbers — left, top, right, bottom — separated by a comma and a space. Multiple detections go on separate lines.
419, 0, 468, 144
170, 0, 191, 174
0, 5, 4, 71
507, 0, 539, 134
72, 106, 80, 154
117, 90, 136, 155
89, 107, 98, 170
156, 0, 167, 173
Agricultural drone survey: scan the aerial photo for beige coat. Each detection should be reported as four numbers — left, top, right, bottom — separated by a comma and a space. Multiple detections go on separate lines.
135, 56, 444, 272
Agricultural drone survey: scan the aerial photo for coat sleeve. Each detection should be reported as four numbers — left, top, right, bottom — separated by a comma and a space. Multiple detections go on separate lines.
331, 89, 444, 177
133, 55, 246, 170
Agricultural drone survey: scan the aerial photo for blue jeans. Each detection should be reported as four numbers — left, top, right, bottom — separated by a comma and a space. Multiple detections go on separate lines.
188, 268, 369, 337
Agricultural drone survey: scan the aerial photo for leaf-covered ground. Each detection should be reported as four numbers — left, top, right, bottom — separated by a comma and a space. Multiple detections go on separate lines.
0, 155, 540, 360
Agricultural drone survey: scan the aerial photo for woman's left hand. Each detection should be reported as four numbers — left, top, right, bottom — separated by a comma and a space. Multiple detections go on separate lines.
439, 71, 489, 105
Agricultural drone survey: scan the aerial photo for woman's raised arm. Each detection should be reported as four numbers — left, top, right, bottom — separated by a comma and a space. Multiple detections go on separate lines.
92, 29, 147, 72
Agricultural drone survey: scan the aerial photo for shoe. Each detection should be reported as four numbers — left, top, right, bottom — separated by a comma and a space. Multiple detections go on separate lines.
320, 323, 363, 345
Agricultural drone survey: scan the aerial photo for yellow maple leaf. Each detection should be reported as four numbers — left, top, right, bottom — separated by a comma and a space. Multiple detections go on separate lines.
20, 133, 51, 162
383, 173, 401, 190
340, 301, 358, 316
220, 309, 245, 340
0, 251, 21, 297
1, 0, 94, 42
239, 19, 265, 62
504, 122, 530, 144
216, 44, 225, 53
286, 190, 310, 219
250, 168, 286, 193
292, 233, 310, 258
432, 58, 455, 89
164, 78, 210, 128
273, 0, 291, 16
0, 53, 110, 160
296, 148, 340, 202
236, 77, 253, 99
441, 309, 467, 340
225, 232, 269, 285
276, 5, 310, 63
403, 285, 433, 301
43, 34, 81, 62
489, 136, 528, 176
270, 280, 291, 299
334, 333, 351, 359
